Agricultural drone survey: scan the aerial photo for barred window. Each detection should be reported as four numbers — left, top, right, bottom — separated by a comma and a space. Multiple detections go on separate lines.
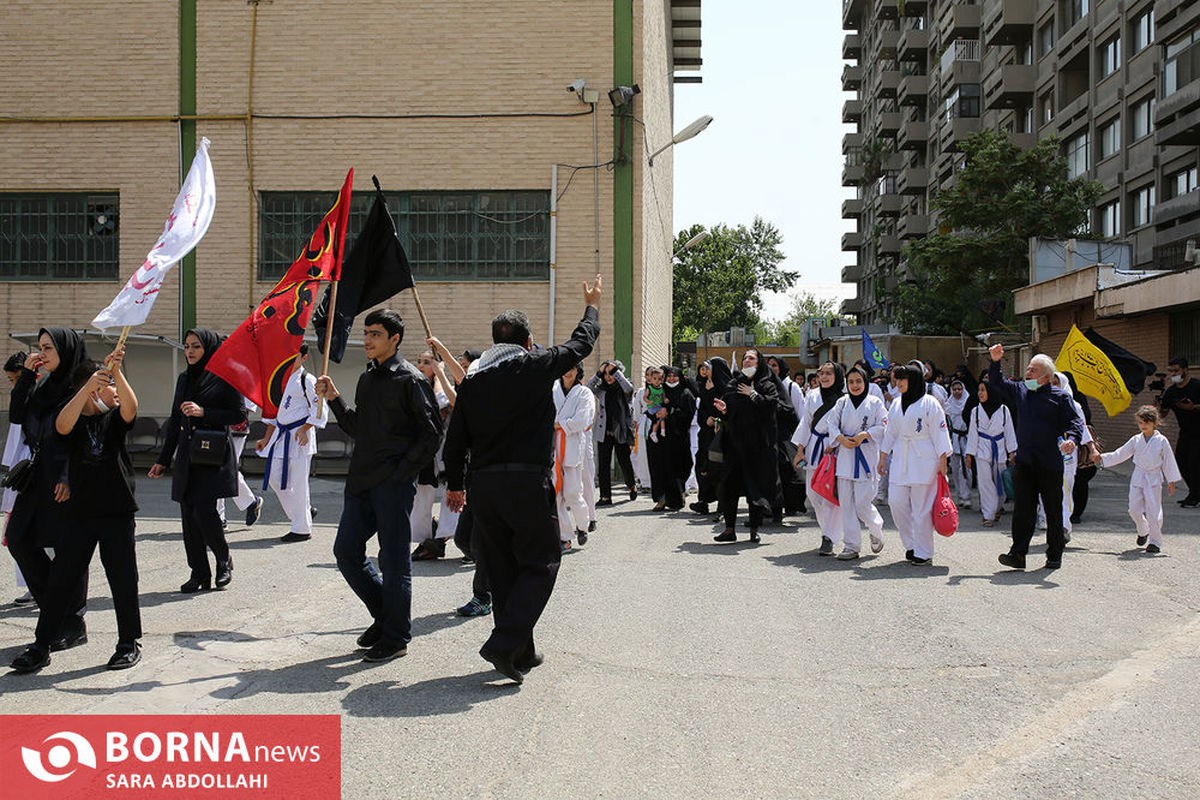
259, 191, 550, 281
0, 193, 120, 281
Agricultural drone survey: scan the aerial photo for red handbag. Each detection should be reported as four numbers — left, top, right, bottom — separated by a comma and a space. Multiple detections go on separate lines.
811, 451, 839, 506
932, 474, 958, 536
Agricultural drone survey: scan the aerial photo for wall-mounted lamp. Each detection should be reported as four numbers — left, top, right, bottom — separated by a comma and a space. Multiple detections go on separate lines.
608, 84, 641, 108
673, 230, 710, 259
648, 115, 714, 166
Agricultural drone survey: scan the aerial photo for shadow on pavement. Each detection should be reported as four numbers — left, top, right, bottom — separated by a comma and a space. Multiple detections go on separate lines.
846, 560, 952, 579
675, 540, 761, 555
946, 571, 1061, 588
342, 670, 519, 718
411, 610, 476, 636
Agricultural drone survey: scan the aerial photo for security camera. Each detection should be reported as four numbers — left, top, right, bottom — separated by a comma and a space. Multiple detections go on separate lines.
567, 79, 586, 95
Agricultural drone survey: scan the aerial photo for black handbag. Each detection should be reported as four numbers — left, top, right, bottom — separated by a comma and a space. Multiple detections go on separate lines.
0, 453, 37, 494
189, 428, 231, 467
707, 427, 725, 465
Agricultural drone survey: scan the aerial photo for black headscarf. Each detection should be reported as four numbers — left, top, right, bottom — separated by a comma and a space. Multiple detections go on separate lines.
769, 355, 791, 381
846, 364, 870, 408
183, 327, 223, 396
900, 365, 926, 412
811, 362, 845, 428
708, 357, 733, 395
977, 380, 1001, 416
28, 327, 89, 418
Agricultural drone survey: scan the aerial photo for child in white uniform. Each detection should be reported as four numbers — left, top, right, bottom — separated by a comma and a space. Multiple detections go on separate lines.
792, 362, 845, 555
1093, 405, 1181, 553
944, 379, 972, 508
964, 381, 1016, 526
553, 364, 597, 550
815, 365, 888, 559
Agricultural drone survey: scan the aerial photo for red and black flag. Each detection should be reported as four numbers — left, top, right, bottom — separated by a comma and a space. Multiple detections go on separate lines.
312, 177, 414, 363
207, 169, 353, 417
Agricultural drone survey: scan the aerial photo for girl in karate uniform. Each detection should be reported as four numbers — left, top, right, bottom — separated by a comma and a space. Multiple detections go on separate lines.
792, 362, 845, 555
1092, 405, 1181, 554
879, 365, 952, 566
553, 363, 597, 550
1050, 371, 1093, 536
964, 381, 1016, 527
814, 365, 888, 560
944, 379, 973, 508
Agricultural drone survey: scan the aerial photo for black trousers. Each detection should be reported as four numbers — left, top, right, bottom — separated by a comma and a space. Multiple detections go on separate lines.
696, 427, 718, 504
598, 434, 634, 499
35, 515, 141, 648
720, 467, 765, 530
452, 504, 491, 604
1010, 462, 1066, 560
1072, 464, 1096, 520
180, 499, 229, 581
777, 440, 806, 514
646, 436, 684, 508
470, 471, 560, 661
1177, 434, 1200, 501
6, 498, 88, 634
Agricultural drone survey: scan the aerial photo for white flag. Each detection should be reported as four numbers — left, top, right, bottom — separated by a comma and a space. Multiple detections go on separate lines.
92, 137, 216, 330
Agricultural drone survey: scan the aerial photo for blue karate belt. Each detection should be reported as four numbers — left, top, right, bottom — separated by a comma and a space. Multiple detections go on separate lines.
979, 431, 1006, 497
853, 447, 871, 479
809, 431, 827, 465
262, 417, 309, 491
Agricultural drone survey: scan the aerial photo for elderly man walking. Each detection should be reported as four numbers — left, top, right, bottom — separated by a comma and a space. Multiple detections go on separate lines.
986, 344, 1083, 570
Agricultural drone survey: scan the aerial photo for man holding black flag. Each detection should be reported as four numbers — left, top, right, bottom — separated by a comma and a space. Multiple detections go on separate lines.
444, 275, 602, 684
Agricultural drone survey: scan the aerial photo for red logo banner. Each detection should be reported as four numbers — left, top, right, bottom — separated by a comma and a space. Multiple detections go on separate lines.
1, 715, 340, 799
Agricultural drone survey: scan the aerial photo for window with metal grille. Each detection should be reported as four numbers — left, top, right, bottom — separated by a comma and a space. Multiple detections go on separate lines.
258, 191, 550, 281
0, 193, 120, 281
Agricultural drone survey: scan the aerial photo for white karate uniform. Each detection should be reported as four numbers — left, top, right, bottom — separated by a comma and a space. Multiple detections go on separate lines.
686, 392, 701, 493
880, 395, 952, 561
553, 382, 597, 540
630, 386, 652, 487
965, 404, 1016, 522
1101, 431, 1182, 548
217, 396, 259, 523
815, 394, 888, 554
411, 389, 451, 542
2, 421, 30, 589
781, 377, 805, 422
257, 369, 326, 535
927, 381, 949, 407
792, 391, 841, 543
943, 393, 972, 505
868, 382, 886, 405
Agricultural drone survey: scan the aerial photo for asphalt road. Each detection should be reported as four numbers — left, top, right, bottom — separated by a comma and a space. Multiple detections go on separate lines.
2, 467, 1198, 799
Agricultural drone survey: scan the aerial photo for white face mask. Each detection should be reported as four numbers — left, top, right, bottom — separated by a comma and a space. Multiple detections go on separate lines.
92, 394, 110, 413
665, 380, 679, 388
1170, 374, 1183, 385
742, 366, 757, 379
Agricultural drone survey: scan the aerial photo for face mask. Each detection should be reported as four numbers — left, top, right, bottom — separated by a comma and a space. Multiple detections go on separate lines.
92, 394, 110, 413
665, 380, 679, 388
1170, 375, 1183, 385
742, 366, 757, 379
1024, 378, 1041, 391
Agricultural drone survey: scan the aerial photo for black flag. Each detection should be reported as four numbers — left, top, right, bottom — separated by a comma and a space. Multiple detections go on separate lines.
1082, 327, 1156, 394
312, 182, 414, 363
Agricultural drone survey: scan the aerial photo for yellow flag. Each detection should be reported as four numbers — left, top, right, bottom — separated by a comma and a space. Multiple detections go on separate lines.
1055, 325, 1131, 417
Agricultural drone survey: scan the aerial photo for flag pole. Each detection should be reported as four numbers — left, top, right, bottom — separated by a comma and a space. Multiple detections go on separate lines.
104, 325, 132, 371
409, 285, 433, 340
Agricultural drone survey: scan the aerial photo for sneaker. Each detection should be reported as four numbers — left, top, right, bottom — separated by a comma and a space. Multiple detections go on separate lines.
356, 622, 383, 649
689, 501, 710, 514
713, 529, 736, 543
362, 642, 407, 663
998, 552, 1026, 570
10, 645, 50, 674
836, 549, 859, 561
910, 556, 933, 566
560, 540, 572, 553
245, 496, 264, 527
818, 536, 834, 556
280, 532, 311, 543
982, 518, 995, 528
456, 598, 492, 617
588, 520, 597, 533
649, 431, 659, 443
13, 591, 34, 605
869, 535, 884, 554
412, 538, 446, 561
107, 642, 141, 670
1145, 543, 1161, 554
1136, 533, 1149, 546
905, 549, 916, 563
576, 529, 588, 546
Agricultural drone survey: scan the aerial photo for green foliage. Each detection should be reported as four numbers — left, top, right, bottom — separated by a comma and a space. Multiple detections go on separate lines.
890, 129, 1103, 335
672, 218, 795, 343
754, 292, 842, 347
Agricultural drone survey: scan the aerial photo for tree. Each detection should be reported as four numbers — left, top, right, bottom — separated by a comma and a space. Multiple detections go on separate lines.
755, 291, 841, 346
890, 129, 1102, 335
672, 217, 795, 344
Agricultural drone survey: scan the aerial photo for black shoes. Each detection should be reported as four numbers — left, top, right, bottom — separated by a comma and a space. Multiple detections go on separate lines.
713, 528, 736, 543
576, 529, 588, 546
50, 618, 87, 652
280, 532, 311, 543
1136, 534, 1149, 546
107, 642, 141, 670
180, 576, 211, 593
998, 552, 1027, 570
749, 529, 761, 544
595, 497, 613, 507
1146, 544, 1161, 554
818, 536, 834, 556
515, 650, 544, 674
689, 501, 709, 514
480, 647, 523, 684
412, 538, 447, 561
910, 556, 933, 566
905, 549, 915, 563
245, 495, 264, 526
215, 559, 233, 589
356, 622, 383, 649
362, 642, 407, 663
588, 520, 597, 533
10, 645, 50, 674
629, 487, 638, 502
1044, 558, 1062, 569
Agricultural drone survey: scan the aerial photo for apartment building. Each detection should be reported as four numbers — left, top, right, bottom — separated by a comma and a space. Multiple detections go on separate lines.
0, 0, 703, 416
841, 0, 1200, 325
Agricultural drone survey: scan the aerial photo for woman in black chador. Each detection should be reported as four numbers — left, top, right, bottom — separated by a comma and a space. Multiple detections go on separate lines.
713, 348, 781, 543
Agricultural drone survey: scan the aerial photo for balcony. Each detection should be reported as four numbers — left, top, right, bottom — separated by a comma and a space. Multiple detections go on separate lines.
902, 0, 929, 15
899, 166, 929, 195
878, 29, 900, 60
842, 63, 863, 91
875, 0, 898, 21
842, 198, 864, 219
1156, 0, 1200, 43
877, 111, 901, 137
843, 34, 862, 59
898, 72, 928, 106
898, 27, 929, 62
984, 64, 1036, 110
983, 0, 1035, 47
842, 0, 866, 29
878, 235, 902, 256
842, 231, 863, 251
842, 264, 864, 283
843, 99, 863, 124
1006, 131, 1037, 149
1155, 72, 1200, 147
941, 116, 982, 151
898, 213, 929, 239
898, 120, 929, 150
842, 131, 863, 153
942, 2, 982, 39
877, 194, 904, 217
940, 39, 981, 76
840, 296, 864, 316
842, 163, 865, 186
877, 67, 901, 98
1154, 189, 1200, 226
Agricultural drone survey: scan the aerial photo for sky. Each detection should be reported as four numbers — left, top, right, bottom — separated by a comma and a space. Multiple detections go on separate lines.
672, 1, 850, 322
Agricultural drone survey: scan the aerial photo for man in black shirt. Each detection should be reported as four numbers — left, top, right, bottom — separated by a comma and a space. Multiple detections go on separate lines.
1161, 356, 1200, 507
315, 309, 442, 663
444, 276, 602, 683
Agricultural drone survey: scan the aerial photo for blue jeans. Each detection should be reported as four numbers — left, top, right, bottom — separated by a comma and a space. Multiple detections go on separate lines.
333, 477, 416, 646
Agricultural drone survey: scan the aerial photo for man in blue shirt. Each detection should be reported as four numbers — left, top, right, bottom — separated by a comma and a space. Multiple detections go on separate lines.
986, 343, 1083, 570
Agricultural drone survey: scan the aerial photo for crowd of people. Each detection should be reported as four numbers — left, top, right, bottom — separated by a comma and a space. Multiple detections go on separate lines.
2, 284, 1196, 680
